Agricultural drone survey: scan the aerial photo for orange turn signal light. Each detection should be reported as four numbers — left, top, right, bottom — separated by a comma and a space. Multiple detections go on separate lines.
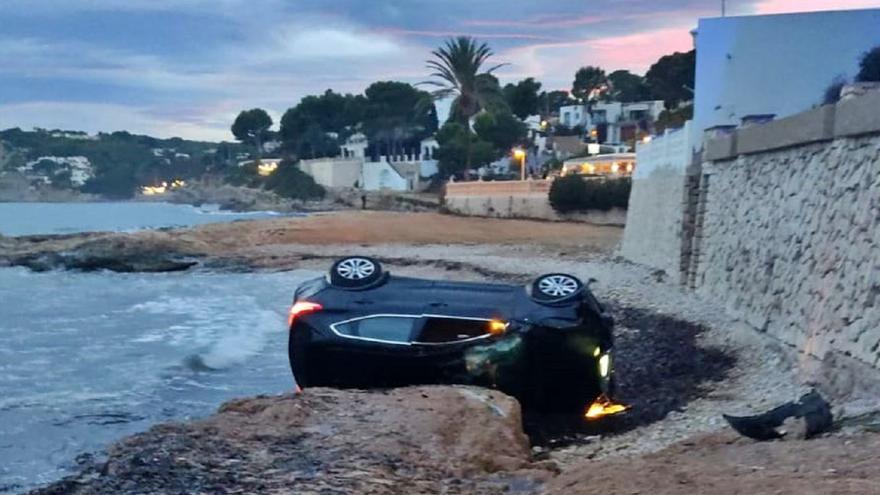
287, 301, 323, 328
488, 320, 508, 336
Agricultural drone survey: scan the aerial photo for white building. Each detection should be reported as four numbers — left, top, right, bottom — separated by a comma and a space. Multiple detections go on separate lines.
340, 133, 368, 159
693, 8, 880, 136
299, 135, 439, 192
420, 137, 438, 161
559, 100, 666, 143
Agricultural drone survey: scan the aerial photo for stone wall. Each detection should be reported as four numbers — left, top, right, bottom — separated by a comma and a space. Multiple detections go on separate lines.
444, 179, 627, 225
693, 91, 880, 371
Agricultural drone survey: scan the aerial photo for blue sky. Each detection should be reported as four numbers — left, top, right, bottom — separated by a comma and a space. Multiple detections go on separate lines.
1, 0, 877, 141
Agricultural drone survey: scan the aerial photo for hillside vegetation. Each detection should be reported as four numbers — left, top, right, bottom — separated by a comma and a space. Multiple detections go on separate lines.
0, 128, 250, 199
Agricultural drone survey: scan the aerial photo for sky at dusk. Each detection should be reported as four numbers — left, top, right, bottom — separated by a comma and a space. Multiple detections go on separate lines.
1, 0, 878, 141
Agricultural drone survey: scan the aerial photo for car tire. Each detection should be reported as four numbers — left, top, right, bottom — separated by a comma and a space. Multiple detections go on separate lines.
530, 273, 584, 303
329, 256, 384, 288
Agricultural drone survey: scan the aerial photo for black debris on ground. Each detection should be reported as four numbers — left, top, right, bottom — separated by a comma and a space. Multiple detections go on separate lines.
524, 303, 737, 446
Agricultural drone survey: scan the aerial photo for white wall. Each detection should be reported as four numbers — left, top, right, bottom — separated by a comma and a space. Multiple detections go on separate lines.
633, 121, 695, 179
621, 121, 696, 275
420, 159, 439, 178
559, 105, 586, 127
299, 158, 362, 188
694, 9, 880, 135
361, 161, 408, 191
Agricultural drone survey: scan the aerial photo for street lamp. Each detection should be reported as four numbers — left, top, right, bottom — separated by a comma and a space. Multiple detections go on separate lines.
512, 148, 526, 181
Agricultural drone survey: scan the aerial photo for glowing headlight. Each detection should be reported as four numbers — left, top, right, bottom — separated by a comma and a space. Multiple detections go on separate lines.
598, 353, 611, 378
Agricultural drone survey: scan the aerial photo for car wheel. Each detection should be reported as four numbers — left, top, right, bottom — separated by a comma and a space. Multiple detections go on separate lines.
531, 273, 584, 303
329, 256, 384, 288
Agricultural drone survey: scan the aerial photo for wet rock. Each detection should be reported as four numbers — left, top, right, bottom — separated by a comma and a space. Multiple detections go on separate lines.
30, 386, 543, 494
1, 234, 201, 273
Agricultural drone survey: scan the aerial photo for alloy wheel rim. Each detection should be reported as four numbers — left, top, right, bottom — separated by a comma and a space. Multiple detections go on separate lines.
337, 258, 376, 280
538, 275, 579, 297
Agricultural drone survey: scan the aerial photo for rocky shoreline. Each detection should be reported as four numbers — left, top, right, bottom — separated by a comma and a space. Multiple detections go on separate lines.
31, 387, 548, 495
138, 182, 441, 214
4, 212, 879, 494
0, 180, 441, 216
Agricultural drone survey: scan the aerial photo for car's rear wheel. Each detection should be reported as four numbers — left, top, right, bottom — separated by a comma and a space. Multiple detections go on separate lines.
329, 256, 384, 288
531, 273, 584, 303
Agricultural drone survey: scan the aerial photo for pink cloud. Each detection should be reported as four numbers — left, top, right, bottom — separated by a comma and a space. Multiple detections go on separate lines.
376, 27, 558, 41
498, 27, 694, 87
752, 0, 880, 14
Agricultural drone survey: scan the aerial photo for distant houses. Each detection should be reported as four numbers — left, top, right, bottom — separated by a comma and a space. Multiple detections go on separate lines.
297, 134, 439, 192
17, 156, 94, 186
558, 100, 665, 144
236, 96, 676, 191
283, 100, 666, 189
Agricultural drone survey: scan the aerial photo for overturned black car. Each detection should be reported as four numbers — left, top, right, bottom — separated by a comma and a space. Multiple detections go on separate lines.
287, 256, 618, 413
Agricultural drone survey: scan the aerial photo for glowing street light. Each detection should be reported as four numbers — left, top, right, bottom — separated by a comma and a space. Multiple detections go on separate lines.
512, 148, 526, 181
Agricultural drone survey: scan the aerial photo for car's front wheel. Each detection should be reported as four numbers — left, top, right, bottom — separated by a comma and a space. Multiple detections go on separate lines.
329, 256, 384, 288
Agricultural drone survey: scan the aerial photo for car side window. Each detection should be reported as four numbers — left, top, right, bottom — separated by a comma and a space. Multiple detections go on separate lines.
333, 316, 417, 343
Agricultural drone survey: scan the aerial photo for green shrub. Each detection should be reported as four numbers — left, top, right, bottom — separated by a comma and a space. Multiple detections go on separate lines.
549, 175, 631, 213
263, 160, 325, 200
225, 162, 262, 188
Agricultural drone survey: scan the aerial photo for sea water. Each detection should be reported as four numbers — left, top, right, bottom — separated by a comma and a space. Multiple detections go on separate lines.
0, 267, 317, 492
0, 202, 287, 237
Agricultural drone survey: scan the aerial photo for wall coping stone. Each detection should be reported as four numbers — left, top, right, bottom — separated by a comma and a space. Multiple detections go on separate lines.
834, 88, 880, 137
704, 90, 880, 161
703, 132, 737, 161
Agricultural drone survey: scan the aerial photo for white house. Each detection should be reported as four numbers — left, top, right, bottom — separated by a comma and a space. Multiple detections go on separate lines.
299, 136, 439, 192
420, 137, 438, 160
559, 100, 666, 144
340, 133, 368, 159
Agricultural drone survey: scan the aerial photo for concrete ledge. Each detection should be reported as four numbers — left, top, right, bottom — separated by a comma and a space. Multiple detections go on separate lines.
737, 105, 835, 155
704, 90, 880, 161
834, 89, 880, 137
703, 133, 737, 161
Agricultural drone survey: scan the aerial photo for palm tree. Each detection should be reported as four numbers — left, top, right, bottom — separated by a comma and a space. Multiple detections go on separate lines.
422, 37, 506, 177
423, 36, 506, 125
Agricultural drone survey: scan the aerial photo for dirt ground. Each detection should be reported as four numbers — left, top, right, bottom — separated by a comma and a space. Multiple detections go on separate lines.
545, 431, 880, 495
189, 211, 623, 251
